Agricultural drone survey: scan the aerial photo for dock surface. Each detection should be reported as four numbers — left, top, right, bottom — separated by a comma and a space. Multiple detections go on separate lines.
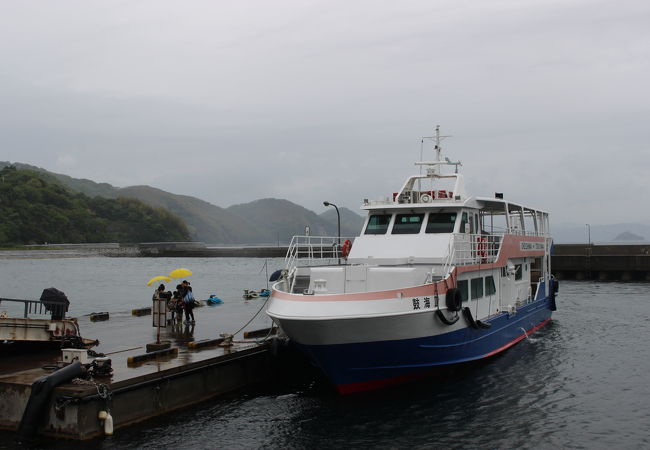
0, 305, 278, 440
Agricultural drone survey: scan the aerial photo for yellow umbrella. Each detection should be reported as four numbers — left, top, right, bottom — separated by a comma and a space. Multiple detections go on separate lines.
168, 268, 193, 279
146, 275, 172, 286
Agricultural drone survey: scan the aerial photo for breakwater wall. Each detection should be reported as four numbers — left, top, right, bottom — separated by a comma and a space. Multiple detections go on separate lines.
552, 244, 650, 281
140, 245, 289, 258
0, 243, 287, 259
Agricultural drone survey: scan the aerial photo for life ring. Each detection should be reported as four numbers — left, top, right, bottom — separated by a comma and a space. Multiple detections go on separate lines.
477, 237, 487, 260
421, 193, 432, 203
341, 239, 352, 258
445, 288, 463, 312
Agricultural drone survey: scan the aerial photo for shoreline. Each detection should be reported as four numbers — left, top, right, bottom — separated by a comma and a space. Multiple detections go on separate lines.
0, 243, 289, 259
3, 243, 650, 282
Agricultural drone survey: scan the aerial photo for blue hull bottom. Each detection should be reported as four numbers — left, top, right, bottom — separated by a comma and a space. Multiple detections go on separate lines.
294, 297, 554, 394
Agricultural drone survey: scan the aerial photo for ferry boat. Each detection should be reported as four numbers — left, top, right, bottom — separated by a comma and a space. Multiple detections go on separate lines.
266, 128, 558, 394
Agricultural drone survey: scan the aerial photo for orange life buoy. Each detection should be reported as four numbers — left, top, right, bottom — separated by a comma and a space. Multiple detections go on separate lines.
477, 236, 487, 261
341, 239, 352, 258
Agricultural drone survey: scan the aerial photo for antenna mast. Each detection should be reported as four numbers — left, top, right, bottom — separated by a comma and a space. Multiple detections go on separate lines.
435, 125, 442, 164
420, 125, 451, 174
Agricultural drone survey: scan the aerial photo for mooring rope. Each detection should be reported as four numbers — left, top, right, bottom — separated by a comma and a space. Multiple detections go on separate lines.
230, 295, 270, 337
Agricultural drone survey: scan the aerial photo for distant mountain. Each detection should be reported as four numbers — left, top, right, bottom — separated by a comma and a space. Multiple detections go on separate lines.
319, 206, 365, 237
227, 198, 335, 244
614, 231, 644, 241
0, 161, 365, 244
10, 161, 650, 246
117, 186, 265, 244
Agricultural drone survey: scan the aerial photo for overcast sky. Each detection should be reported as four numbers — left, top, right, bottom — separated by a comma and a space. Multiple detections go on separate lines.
1, 0, 648, 226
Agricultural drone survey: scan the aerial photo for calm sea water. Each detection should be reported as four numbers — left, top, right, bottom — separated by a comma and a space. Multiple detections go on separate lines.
2, 257, 650, 449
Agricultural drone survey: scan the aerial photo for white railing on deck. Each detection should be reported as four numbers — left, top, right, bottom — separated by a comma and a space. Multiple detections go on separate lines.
442, 233, 503, 276
285, 233, 507, 280
285, 235, 355, 274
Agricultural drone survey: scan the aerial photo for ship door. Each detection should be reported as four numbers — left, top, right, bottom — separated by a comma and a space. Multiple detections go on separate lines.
455, 211, 471, 262
499, 266, 514, 309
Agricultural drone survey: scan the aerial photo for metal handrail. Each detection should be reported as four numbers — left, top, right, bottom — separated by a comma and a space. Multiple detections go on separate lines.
285, 235, 355, 273
443, 233, 504, 270
0, 297, 65, 319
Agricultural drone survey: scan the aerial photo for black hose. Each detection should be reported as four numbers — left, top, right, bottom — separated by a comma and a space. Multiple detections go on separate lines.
18, 362, 85, 440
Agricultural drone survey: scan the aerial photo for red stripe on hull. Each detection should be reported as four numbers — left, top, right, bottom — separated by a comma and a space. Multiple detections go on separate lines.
336, 317, 552, 395
337, 371, 431, 395
482, 317, 551, 358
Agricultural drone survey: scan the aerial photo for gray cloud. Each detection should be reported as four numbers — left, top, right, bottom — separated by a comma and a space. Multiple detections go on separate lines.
1, 0, 649, 225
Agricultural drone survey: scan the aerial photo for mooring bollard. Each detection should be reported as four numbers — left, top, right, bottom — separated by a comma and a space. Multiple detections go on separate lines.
90, 312, 110, 322
132, 307, 152, 316
127, 347, 179, 365
187, 338, 225, 350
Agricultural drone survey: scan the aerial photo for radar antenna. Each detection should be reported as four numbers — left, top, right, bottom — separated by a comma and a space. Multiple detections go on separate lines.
420, 125, 452, 174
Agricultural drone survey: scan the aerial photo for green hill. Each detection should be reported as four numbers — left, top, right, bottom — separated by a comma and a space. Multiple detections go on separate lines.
0, 166, 190, 245
0, 161, 118, 198
117, 185, 265, 244
0, 161, 366, 244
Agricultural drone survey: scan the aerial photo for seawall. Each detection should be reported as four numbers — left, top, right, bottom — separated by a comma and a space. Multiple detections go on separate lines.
552, 244, 650, 281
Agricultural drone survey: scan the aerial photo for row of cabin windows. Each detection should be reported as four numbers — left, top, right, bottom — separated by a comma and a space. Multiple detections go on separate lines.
365, 212, 458, 235
457, 276, 497, 302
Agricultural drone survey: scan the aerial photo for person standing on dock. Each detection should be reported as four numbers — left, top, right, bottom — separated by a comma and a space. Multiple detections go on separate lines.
182, 280, 196, 325
153, 284, 165, 302
169, 290, 182, 323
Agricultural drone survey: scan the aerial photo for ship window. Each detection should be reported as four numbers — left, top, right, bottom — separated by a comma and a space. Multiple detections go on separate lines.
459, 212, 469, 233
392, 213, 425, 234
365, 214, 392, 235
457, 280, 468, 302
471, 278, 484, 299
515, 264, 523, 280
425, 212, 457, 233
485, 276, 496, 295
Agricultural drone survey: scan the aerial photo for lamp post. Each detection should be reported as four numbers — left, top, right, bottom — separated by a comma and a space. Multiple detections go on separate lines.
323, 201, 341, 264
586, 223, 591, 245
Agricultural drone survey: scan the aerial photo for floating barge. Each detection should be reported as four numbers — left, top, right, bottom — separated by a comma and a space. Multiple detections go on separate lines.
0, 308, 281, 440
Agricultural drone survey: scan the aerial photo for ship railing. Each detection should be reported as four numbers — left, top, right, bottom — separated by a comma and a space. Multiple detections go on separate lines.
442, 240, 456, 278
285, 235, 356, 273
488, 229, 550, 237
0, 297, 66, 319
446, 233, 503, 268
